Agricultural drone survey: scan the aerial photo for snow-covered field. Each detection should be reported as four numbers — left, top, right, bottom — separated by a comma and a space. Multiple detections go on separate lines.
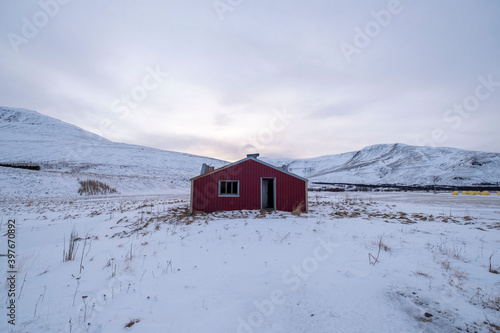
1, 191, 499, 332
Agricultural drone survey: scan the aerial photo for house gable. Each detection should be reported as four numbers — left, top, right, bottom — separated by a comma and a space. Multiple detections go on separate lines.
190, 156, 307, 182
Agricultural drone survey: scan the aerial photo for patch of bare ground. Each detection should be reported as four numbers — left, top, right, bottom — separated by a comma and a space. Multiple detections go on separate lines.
310, 196, 492, 227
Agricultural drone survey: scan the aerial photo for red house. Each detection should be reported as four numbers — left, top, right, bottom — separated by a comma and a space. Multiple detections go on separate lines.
190, 154, 308, 213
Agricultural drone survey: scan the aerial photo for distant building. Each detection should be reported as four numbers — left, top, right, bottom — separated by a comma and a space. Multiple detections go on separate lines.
190, 154, 308, 213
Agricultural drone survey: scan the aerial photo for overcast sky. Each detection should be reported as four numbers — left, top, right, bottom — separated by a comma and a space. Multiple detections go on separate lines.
1, 0, 499, 161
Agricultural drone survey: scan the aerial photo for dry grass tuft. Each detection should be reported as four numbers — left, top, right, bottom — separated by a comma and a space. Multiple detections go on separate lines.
292, 202, 305, 216
379, 239, 391, 252
124, 318, 140, 328
489, 252, 499, 274
78, 179, 117, 196
63, 229, 79, 262
369, 236, 390, 265
414, 271, 430, 278
441, 260, 451, 271
453, 269, 468, 281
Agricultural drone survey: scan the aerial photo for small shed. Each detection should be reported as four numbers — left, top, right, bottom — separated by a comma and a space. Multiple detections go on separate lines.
190, 154, 308, 213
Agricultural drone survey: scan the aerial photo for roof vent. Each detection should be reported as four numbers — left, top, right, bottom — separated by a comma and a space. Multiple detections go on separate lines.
200, 163, 215, 175
247, 153, 260, 159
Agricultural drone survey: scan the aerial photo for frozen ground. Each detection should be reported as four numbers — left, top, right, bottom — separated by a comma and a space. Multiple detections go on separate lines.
1, 191, 499, 332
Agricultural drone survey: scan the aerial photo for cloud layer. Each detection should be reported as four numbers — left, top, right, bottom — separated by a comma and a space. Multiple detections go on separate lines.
1, 0, 499, 160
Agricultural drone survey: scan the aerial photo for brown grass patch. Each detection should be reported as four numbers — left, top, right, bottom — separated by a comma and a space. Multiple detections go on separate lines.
292, 202, 306, 216
124, 318, 140, 328
78, 179, 117, 196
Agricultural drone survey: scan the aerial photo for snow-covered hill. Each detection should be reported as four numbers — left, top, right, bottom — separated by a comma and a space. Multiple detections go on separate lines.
2, 107, 499, 198
0, 107, 227, 197
264, 143, 500, 187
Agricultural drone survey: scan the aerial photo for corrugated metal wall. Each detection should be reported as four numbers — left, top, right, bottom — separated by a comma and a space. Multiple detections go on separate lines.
191, 159, 307, 213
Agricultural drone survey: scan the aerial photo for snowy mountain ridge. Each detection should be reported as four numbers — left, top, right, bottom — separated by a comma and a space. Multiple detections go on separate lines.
263, 143, 500, 187
1, 106, 499, 197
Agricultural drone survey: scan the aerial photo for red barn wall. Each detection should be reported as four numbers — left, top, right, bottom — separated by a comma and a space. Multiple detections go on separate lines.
191, 159, 307, 213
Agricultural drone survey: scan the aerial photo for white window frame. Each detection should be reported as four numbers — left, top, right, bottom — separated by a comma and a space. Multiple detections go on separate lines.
219, 180, 240, 197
